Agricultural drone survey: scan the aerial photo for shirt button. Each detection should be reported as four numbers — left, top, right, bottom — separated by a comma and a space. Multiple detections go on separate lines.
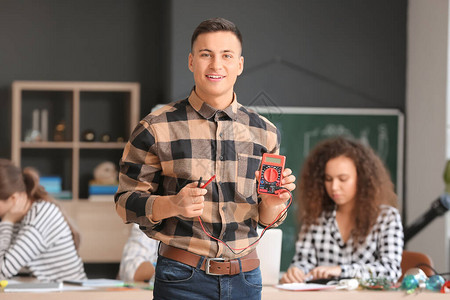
219, 156, 224, 160
219, 133, 223, 138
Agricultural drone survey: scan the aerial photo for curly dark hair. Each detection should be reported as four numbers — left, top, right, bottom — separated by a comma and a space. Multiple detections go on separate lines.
298, 136, 397, 242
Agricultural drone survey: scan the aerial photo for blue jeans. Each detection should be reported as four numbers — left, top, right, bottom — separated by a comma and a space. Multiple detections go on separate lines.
153, 255, 262, 300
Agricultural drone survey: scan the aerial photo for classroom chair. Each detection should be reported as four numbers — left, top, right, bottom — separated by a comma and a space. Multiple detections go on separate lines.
399, 250, 434, 282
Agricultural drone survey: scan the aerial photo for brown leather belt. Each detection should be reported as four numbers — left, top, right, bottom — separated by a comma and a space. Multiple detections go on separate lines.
159, 243, 260, 276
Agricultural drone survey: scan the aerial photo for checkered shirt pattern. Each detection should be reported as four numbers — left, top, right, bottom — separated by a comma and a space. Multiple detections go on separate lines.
115, 89, 281, 259
291, 204, 403, 282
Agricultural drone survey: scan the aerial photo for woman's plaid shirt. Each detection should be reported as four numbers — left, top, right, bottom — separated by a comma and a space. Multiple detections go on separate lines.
115, 90, 282, 259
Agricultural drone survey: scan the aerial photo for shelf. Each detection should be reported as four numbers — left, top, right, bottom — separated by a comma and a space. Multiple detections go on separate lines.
20, 142, 74, 148
78, 142, 127, 149
11, 81, 140, 263
19, 142, 127, 149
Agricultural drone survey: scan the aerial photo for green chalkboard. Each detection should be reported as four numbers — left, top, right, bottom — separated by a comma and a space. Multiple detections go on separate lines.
252, 107, 404, 271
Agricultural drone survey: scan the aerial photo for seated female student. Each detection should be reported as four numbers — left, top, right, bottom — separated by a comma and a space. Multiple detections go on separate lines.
281, 137, 403, 284
0, 159, 86, 282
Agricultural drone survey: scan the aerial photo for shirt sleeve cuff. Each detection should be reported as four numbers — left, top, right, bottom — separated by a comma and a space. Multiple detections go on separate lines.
340, 265, 350, 278
146, 195, 163, 225
0, 221, 14, 227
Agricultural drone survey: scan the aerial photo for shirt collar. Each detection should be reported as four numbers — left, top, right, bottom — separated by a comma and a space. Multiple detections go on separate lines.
324, 207, 338, 224
188, 87, 238, 121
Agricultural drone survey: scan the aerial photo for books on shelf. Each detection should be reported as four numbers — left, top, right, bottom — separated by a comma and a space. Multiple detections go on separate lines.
88, 184, 118, 195
51, 190, 72, 200
88, 181, 118, 201
40, 176, 62, 194
88, 182, 118, 202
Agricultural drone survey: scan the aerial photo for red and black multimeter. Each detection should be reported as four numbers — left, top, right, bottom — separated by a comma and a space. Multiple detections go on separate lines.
257, 153, 286, 195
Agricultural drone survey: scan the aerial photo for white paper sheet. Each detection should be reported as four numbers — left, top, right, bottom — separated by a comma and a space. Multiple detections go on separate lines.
275, 283, 337, 291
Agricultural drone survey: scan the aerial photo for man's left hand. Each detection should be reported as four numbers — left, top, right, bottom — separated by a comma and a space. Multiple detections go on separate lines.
255, 168, 296, 206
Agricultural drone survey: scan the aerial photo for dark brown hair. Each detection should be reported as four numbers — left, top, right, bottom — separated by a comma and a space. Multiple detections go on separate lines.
298, 137, 397, 242
191, 17, 243, 51
0, 159, 81, 249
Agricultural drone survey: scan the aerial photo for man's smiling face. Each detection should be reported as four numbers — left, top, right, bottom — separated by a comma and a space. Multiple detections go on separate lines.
188, 31, 244, 109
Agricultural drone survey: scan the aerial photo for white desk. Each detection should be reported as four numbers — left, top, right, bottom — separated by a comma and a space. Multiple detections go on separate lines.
2, 286, 448, 299
262, 286, 447, 299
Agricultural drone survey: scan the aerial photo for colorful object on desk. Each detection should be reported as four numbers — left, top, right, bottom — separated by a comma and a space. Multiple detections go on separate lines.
142, 284, 154, 291
400, 268, 429, 294
0, 280, 8, 291
107, 284, 140, 291
404, 268, 427, 285
426, 275, 445, 292
336, 279, 359, 290
401, 275, 419, 293
359, 277, 394, 290
440, 281, 450, 293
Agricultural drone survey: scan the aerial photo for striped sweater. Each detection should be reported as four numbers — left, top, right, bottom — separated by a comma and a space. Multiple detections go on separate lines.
0, 201, 86, 282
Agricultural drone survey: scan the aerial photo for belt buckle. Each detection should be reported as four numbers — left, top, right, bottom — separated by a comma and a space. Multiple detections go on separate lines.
205, 257, 225, 275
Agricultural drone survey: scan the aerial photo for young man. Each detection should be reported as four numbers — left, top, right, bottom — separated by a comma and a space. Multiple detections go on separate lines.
115, 17, 296, 299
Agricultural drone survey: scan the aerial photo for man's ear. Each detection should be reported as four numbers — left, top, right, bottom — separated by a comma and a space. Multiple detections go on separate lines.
188, 53, 194, 73
237, 56, 244, 76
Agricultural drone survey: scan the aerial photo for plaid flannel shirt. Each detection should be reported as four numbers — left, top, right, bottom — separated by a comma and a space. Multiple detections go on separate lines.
115, 89, 282, 259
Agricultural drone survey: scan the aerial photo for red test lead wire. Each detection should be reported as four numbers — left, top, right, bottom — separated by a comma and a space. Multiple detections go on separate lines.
200, 175, 216, 188
196, 174, 292, 255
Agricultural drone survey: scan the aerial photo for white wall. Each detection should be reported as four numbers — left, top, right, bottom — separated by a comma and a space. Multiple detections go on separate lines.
406, 0, 448, 269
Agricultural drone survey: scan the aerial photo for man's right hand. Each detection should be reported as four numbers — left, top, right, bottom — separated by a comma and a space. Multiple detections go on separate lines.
151, 182, 207, 221
172, 182, 207, 218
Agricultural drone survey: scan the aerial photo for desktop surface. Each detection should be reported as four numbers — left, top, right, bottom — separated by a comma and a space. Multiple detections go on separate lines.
2, 286, 448, 299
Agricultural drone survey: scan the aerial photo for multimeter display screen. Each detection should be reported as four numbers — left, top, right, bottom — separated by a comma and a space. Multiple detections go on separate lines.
265, 156, 282, 164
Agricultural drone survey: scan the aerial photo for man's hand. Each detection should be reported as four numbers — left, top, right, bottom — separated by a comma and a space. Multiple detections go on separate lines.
257, 168, 296, 225
280, 266, 307, 283
256, 168, 296, 206
2, 192, 31, 223
172, 182, 207, 218
152, 182, 207, 221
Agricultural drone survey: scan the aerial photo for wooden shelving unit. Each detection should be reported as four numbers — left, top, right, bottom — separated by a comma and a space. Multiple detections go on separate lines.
11, 81, 140, 262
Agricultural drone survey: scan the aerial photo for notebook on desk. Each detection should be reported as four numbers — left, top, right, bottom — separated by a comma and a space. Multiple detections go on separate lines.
256, 228, 283, 286
4, 281, 63, 293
